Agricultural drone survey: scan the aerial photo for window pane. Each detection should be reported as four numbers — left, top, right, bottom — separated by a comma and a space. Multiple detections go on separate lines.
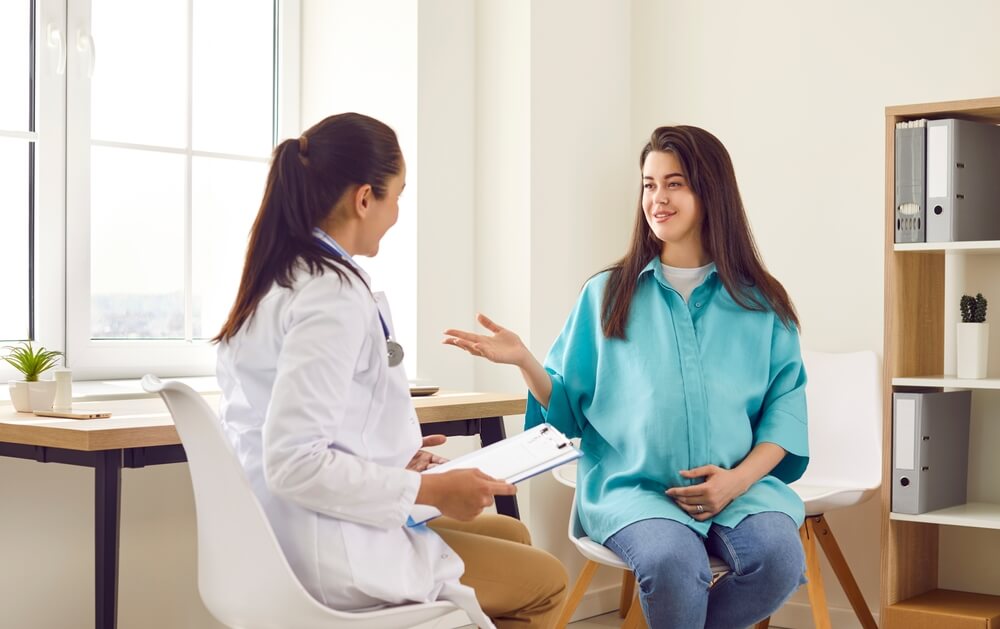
91, 0, 187, 147
0, 139, 30, 341
192, 0, 274, 156
0, 1, 30, 131
191, 156, 267, 339
90, 147, 185, 339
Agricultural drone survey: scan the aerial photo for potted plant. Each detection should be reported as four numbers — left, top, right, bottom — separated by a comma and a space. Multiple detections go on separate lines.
957, 293, 989, 379
3, 342, 63, 413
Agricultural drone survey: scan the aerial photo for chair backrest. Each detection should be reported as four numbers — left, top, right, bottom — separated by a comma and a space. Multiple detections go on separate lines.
796, 350, 882, 490
142, 375, 455, 629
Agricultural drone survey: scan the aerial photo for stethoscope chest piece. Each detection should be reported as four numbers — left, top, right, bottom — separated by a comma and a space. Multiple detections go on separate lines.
386, 339, 405, 367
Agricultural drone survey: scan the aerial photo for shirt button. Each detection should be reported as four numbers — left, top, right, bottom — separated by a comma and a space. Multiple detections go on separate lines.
440, 553, 449, 560
694, 302, 702, 308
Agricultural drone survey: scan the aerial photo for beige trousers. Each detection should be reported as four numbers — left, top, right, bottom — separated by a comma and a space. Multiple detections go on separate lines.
430, 514, 568, 628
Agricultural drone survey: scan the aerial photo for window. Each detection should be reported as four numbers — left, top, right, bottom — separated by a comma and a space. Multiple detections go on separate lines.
64, 0, 298, 378
6, 1, 423, 382
0, 1, 35, 343
0, 0, 64, 383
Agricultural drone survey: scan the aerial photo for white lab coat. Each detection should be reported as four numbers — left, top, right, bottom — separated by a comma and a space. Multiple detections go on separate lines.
216, 260, 492, 628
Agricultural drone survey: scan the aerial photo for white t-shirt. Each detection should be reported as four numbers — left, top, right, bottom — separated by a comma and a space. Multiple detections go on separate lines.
661, 262, 714, 303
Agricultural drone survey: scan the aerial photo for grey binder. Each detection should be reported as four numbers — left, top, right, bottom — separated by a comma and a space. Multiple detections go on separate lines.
895, 120, 926, 243
925, 118, 1000, 242
892, 390, 971, 515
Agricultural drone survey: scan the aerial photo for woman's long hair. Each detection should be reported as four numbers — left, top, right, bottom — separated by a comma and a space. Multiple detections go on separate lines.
600, 125, 798, 339
213, 112, 402, 343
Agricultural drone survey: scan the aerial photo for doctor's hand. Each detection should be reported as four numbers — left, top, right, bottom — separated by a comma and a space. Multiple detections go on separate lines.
406, 435, 449, 472
416, 468, 517, 522
443, 314, 530, 367
665, 465, 750, 522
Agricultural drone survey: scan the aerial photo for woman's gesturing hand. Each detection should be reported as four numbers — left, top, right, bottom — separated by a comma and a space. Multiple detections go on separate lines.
665, 465, 750, 522
443, 314, 529, 367
417, 468, 517, 521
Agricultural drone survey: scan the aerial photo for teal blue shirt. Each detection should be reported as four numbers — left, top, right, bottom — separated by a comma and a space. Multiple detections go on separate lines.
526, 259, 808, 544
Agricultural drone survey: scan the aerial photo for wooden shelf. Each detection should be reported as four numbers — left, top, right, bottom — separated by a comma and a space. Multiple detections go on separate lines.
882, 96, 1000, 615
894, 240, 1000, 253
892, 376, 1000, 389
891, 502, 1000, 530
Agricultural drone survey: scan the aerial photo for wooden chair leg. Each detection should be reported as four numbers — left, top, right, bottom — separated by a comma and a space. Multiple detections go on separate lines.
809, 515, 878, 629
801, 518, 832, 629
554, 560, 599, 629
621, 590, 646, 629
753, 619, 770, 629
618, 570, 635, 618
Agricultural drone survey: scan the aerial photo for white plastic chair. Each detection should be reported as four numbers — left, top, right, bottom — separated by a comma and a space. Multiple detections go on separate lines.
758, 349, 882, 629
142, 375, 457, 629
551, 464, 734, 629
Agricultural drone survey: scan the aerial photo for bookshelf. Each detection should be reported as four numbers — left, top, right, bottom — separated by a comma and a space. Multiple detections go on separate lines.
883, 97, 1000, 624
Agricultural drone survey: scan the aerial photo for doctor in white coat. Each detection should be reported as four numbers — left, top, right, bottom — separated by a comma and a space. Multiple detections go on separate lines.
213, 112, 567, 629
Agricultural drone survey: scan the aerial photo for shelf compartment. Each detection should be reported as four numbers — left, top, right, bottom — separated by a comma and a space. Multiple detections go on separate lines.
893, 376, 1000, 390
894, 241, 1000, 253
891, 502, 1000, 530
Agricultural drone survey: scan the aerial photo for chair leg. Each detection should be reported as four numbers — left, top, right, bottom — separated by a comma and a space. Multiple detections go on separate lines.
618, 570, 635, 618
554, 560, 599, 629
753, 618, 770, 629
621, 590, 646, 629
800, 518, 832, 629
809, 515, 878, 629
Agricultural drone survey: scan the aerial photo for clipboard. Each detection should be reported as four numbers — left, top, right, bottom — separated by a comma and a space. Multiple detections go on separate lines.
407, 423, 581, 526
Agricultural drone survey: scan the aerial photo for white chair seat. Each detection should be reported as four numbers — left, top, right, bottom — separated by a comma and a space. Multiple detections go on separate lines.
142, 376, 458, 629
791, 482, 880, 516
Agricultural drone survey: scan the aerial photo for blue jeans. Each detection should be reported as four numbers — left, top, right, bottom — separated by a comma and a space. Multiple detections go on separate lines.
604, 512, 805, 629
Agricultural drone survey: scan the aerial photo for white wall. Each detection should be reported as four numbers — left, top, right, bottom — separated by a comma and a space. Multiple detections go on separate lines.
630, 0, 1000, 626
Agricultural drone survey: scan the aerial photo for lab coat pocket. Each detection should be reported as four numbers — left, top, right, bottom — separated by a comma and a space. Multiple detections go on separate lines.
339, 522, 434, 604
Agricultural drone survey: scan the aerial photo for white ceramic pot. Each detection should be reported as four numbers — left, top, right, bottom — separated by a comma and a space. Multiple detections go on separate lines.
957, 322, 990, 379
7, 379, 57, 413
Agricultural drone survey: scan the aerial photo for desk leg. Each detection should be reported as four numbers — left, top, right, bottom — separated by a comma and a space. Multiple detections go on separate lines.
95, 450, 122, 629
480, 417, 520, 520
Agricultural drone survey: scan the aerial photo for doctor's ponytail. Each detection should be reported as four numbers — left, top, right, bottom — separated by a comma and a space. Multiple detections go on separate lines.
214, 113, 403, 343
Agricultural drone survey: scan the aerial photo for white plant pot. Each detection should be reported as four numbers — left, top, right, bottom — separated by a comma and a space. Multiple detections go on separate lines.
7, 380, 57, 413
957, 322, 990, 379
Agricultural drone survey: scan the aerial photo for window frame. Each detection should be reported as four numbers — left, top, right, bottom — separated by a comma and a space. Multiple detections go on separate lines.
63, 0, 300, 380
0, 0, 66, 383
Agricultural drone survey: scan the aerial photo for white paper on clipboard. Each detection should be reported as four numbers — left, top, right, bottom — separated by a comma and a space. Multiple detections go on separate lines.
407, 423, 581, 526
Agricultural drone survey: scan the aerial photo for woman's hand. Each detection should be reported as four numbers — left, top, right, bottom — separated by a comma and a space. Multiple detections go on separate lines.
416, 468, 517, 521
406, 435, 448, 472
443, 314, 530, 367
666, 465, 750, 522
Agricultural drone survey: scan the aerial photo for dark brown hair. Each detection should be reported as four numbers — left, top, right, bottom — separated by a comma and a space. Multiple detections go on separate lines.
213, 112, 402, 343
600, 125, 798, 338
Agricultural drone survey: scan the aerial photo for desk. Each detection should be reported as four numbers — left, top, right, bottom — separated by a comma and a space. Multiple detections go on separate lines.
0, 390, 526, 629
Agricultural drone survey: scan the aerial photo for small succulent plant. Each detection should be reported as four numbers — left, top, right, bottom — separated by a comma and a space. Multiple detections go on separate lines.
960, 293, 988, 324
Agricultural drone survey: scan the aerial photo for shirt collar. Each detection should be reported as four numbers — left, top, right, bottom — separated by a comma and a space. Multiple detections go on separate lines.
640, 257, 718, 293
312, 227, 371, 285
640, 256, 717, 279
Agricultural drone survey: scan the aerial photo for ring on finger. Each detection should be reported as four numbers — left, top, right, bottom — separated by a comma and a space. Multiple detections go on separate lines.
695, 504, 705, 514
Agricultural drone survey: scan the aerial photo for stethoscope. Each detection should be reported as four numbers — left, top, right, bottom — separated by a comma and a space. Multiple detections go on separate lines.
312, 230, 404, 368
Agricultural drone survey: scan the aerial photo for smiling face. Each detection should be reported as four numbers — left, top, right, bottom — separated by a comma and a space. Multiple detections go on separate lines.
641, 150, 705, 264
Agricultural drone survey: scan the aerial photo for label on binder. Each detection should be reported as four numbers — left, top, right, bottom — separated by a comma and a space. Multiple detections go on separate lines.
894, 398, 916, 471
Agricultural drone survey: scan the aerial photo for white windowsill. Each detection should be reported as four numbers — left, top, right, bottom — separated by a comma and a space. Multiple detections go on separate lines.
0, 376, 220, 403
